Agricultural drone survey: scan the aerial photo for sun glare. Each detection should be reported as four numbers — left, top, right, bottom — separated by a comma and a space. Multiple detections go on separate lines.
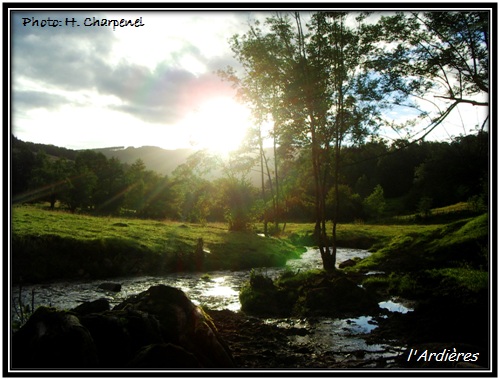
187, 97, 252, 154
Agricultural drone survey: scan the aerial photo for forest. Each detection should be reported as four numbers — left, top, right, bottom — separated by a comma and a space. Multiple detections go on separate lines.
11, 131, 488, 225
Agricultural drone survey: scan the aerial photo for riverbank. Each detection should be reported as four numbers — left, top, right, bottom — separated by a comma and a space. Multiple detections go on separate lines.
11, 205, 456, 284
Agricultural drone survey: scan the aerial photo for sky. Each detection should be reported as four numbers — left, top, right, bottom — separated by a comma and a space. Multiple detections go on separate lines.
9, 6, 490, 153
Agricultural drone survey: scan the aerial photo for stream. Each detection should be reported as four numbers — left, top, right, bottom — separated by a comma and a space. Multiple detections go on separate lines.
12, 246, 412, 365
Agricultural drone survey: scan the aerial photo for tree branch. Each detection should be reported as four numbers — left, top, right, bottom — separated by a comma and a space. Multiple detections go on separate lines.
434, 96, 488, 107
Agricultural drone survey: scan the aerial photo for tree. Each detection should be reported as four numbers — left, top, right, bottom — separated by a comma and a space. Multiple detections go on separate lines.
11, 142, 36, 199
73, 150, 121, 211
418, 196, 433, 218
363, 184, 386, 220
365, 11, 489, 139
216, 177, 257, 231
170, 153, 217, 223
123, 159, 147, 213
93, 157, 126, 213
28, 152, 72, 209
413, 132, 488, 207
225, 12, 386, 270
61, 164, 97, 212
220, 15, 293, 234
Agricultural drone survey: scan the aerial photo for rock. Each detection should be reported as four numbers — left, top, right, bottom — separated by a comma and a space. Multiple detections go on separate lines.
339, 259, 357, 268
249, 273, 275, 290
98, 282, 121, 292
12, 285, 235, 369
71, 298, 110, 315
12, 307, 98, 368
112, 222, 128, 227
78, 309, 163, 367
302, 277, 380, 317
193, 238, 205, 271
129, 343, 202, 368
113, 285, 235, 368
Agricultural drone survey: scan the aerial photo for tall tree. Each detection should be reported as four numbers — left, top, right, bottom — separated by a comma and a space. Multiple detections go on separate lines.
225, 12, 386, 270
220, 17, 289, 234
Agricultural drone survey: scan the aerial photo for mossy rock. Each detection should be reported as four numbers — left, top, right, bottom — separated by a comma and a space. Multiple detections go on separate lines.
300, 277, 380, 317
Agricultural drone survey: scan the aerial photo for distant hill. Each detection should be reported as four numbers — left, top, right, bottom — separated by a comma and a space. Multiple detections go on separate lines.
11, 136, 196, 176
11, 137, 267, 184
93, 146, 195, 176
12, 135, 79, 161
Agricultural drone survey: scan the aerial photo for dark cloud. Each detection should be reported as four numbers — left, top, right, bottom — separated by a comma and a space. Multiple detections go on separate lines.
12, 90, 67, 111
12, 11, 116, 90
11, 10, 245, 126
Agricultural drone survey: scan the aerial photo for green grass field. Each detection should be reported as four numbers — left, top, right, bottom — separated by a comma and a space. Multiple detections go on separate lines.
11, 205, 305, 282
11, 204, 489, 287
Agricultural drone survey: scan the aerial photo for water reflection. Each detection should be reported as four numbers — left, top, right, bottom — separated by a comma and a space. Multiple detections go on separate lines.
379, 299, 414, 314
13, 246, 373, 314
264, 315, 403, 362
285, 247, 372, 272
12, 246, 409, 365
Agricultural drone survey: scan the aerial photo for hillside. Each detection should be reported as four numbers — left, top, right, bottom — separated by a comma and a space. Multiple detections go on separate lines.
93, 145, 195, 176
12, 136, 267, 184
13, 136, 199, 177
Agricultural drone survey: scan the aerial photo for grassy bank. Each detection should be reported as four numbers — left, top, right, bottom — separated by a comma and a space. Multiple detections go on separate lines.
241, 213, 489, 317
351, 213, 489, 303
11, 205, 304, 283
11, 205, 489, 289
280, 221, 445, 250
353, 214, 488, 272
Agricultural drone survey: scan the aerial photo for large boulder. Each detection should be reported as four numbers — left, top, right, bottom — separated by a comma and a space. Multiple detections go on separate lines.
78, 308, 163, 367
339, 259, 357, 269
113, 284, 235, 368
12, 285, 235, 369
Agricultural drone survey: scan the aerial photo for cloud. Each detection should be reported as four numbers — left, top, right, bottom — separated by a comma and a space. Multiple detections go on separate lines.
12, 10, 242, 128
12, 90, 66, 111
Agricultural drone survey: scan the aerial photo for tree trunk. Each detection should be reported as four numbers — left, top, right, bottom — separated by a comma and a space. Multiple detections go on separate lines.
259, 129, 268, 236
273, 133, 280, 231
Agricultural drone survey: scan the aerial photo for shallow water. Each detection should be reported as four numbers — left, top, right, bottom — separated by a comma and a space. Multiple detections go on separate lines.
11, 245, 409, 364
12, 246, 372, 313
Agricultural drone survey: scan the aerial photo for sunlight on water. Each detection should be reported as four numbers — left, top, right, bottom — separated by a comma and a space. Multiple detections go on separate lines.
12, 247, 374, 317
203, 277, 239, 298
285, 247, 372, 272
265, 315, 403, 361
378, 299, 414, 314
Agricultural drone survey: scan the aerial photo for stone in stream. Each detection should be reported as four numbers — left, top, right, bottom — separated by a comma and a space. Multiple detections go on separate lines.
72, 298, 110, 315
338, 259, 357, 269
12, 285, 235, 369
98, 282, 122, 292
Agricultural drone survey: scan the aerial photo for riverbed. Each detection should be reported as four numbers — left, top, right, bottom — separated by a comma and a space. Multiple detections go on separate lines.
12, 247, 374, 312
11, 246, 411, 367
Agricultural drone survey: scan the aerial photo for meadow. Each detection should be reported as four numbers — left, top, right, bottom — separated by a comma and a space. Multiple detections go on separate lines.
11, 204, 488, 292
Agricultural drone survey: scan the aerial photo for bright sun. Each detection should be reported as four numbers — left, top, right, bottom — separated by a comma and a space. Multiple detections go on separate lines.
187, 97, 252, 154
